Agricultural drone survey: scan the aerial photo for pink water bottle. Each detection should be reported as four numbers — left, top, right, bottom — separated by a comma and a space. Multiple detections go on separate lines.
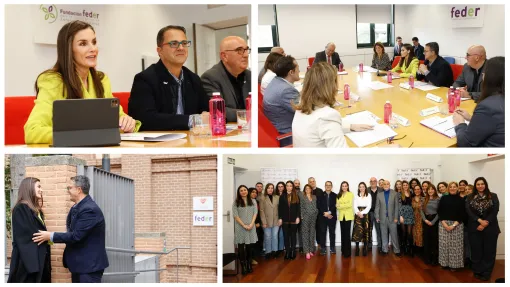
209, 92, 226, 136
359, 63, 363, 72
448, 88, 455, 113
344, 84, 350, 100
387, 71, 392, 83
454, 88, 461, 107
409, 75, 415, 88
246, 93, 252, 129
384, 101, 392, 124
339, 62, 344, 72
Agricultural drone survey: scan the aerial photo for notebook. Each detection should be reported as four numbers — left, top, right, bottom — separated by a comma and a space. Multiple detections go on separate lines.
420, 115, 469, 138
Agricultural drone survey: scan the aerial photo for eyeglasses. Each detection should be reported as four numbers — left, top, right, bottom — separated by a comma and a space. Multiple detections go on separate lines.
387, 135, 407, 144
224, 47, 251, 55
163, 40, 192, 48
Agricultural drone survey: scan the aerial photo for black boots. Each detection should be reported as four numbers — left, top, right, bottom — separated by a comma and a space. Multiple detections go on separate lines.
284, 250, 290, 260
241, 261, 248, 275
290, 249, 296, 260
355, 243, 360, 256
363, 243, 368, 256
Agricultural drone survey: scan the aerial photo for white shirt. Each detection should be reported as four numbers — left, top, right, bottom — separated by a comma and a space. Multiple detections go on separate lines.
260, 70, 277, 94
292, 106, 351, 148
354, 194, 372, 215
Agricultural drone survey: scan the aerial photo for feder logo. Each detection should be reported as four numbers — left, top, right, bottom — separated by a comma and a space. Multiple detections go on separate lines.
40, 4, 58, 23
451, 6, 481, 19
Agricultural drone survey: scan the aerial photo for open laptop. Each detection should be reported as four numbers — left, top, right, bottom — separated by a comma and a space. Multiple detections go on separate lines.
52, 98, 121, 147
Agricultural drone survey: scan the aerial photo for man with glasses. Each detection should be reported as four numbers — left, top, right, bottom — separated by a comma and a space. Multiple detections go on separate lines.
453, 45, 487, 102
368, 177, 384, 253
32, 176, 109, 283
202, 36, 251, 122
313, 42, 342, 68
129, 25, 209, 131
416, 42, 454, 87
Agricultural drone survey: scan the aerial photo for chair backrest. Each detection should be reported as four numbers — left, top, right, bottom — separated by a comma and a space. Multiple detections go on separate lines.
112, 92, 130, 113
258, 108, 281, 148
308, 57, 315, 67
5, 96, 36, 145
451, 64, 464, 81
392, 56, 401, 68
258, 84, 263, 106
444, 57, 455, 64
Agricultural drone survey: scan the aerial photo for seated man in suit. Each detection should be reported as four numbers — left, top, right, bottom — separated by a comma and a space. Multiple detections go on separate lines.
129, 25, 209, 131
412, 37, 425, 61
393, 36, 403, 60
258, 47, 286, 83
453, 45, 487, 102
313, 43, 342, 68
33, 176, 109, 283
374, 180, 402, 257
263, 55, 300, 134
202, 36, 251, 122
416, 42, 454, 87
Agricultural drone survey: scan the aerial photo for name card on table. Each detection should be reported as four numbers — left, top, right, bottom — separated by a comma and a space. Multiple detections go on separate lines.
425, 93, 443, 103
350, 93, 360, 101
399, 83, 411, 90
392, 113, 410, 126
420, 106, 440, 116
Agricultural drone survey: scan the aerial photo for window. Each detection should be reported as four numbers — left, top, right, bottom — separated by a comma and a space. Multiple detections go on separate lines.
258, 5, 280, 53
356, 5, 394, 48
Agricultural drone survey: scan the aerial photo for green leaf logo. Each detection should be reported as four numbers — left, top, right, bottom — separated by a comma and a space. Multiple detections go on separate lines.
40, 4, 58, 24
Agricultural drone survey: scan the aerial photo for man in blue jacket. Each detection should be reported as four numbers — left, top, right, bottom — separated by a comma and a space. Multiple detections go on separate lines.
33, 176, 109, 283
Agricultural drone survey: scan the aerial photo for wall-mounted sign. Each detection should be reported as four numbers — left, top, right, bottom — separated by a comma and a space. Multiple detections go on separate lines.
193, 196, 214, 211
193, 212, 214, 226
450, 5, 485, 28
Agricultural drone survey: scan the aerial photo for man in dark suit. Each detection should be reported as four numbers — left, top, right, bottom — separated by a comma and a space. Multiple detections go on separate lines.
368, 177, 384, 252
416, 42, 454, 87
453, 45, 487, 102
33, 176, 109, 283
317, 181, 337, 255
393, 36, 403, 60
202, 36, 251, 122
313, 43, 342, 68
129, 25, 209, 131
412, 37, 425, 61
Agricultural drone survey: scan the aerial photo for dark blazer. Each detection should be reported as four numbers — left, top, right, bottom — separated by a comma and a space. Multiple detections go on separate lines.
369, 186, 384, 212
416, 56, 454, 87
453, 61, 486, 102
455, 95, 504, 147
129, 60, 209, 131
317, 191, 337, 219
53, 195, 109, 274
313, 51, 342, 67
312, 187, 324, 199
201, 61, 252, 122
8, 204, 51, 283
465, 193, 500, 233
278, 193, 301, 223
414, 44, 425, 61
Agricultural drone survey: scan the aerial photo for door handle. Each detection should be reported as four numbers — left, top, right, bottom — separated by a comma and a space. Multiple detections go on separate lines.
223, 210, 230, 222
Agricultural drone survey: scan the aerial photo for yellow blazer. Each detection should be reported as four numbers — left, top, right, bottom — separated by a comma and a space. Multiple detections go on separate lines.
24, 71, 141, 144
336, 191, 354, 221
391, 57, 419, 78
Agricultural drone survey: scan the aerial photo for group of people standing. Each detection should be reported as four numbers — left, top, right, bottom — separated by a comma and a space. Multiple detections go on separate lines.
232, 176, 500, 282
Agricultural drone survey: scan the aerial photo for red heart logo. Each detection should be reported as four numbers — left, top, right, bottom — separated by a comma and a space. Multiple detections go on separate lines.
200, 198, 206, 204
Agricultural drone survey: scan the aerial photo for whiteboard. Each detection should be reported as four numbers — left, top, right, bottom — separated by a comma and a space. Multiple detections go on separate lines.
396, 168, 433, 182
260, 168, 298, 186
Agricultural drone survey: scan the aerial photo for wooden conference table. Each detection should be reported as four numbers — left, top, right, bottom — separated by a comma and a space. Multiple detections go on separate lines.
299, 70, 476, 148
11, 125, 251, 148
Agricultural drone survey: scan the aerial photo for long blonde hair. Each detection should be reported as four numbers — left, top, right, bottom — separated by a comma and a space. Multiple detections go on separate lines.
294, 62, 337, 114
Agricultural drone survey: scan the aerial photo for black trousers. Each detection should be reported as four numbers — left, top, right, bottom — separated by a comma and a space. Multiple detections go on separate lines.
422, 215, 439, 264
469, 226, 499, 278
368, 211, 382, 247
320, 217, 336, 250
282, 223, 298, 253
340, 220, 352, 256
316, 216, 321, 245
71, 270, 104, 283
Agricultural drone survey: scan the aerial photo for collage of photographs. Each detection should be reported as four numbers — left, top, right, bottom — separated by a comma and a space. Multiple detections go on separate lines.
0, 1, 506, 285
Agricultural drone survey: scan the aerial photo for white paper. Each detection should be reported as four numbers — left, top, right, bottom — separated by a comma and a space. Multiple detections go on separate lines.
299, 74, 305, 79
354, 66, 377, 73
212, 133, 251, 142
381, 74, 401, 79
416, 84, 440, 91
425, 93, 443, 103
413, 81, 428, 87
337, 71, 348, 75
345, 124, 397, 147
344, 110, 381, 126
420, 115, 470, 138
367, 81, 394, 90
121, 133, 187, 142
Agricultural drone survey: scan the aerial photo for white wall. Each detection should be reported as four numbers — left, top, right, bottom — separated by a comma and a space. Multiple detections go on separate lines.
258, 4, 504, 69
5, 4, 251, 96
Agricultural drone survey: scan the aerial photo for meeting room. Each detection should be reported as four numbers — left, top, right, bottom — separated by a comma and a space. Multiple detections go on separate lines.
222, 153, 505, 283
258, 4, 505, 148
5, 4, 252, 148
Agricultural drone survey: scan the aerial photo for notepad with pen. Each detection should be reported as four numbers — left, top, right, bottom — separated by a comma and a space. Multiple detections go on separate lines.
419, 115, 469, 138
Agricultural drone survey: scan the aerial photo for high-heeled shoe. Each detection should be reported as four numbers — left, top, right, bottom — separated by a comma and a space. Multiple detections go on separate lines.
306, 253, 311, 260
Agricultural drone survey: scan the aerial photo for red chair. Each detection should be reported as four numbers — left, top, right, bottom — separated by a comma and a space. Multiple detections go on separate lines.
257, 84, 263, 108
419, 60, 425, 65
392, 56, 401, 68
450, 64, 464, 81
258, 107, 292, 148
308, 57, 315, 67
112, 92, 130, 113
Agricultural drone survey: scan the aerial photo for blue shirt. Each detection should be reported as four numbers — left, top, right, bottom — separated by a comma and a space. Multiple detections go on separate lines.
384, 189, 390, 217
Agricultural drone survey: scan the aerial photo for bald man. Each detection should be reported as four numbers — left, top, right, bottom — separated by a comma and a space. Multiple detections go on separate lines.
258, 47, 286, 83
313, 43, 342, 68
201, 36, 251, 122
374, 180, 402, 257
453, 45, 487, 102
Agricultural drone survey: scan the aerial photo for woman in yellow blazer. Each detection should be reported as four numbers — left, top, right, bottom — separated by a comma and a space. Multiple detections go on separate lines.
336, 181, 354, 258
391, 43, 419, 78
24, 20, 141, 144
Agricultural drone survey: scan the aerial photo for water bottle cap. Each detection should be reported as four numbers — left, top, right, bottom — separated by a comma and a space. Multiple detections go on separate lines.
386, 100, 390, 103
450, 86, 454, 88
212, 92, 221, 96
